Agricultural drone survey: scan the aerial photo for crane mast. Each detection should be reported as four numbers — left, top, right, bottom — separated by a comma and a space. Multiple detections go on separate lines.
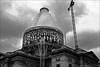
68, 0, 78, 49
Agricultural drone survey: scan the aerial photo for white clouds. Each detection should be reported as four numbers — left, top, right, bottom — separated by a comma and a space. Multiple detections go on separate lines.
5, 6, 19, 17
0, 38, 8, 42
76, 0, 100, 32
11, 38, 22, 49
0, 38, 22, 52
4, 0, 49, 17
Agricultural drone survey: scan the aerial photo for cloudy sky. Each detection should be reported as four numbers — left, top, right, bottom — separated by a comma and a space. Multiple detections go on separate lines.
0, 0, 100, 58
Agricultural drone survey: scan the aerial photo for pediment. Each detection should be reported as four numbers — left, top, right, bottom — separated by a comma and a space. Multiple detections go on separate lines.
86, 51, 99, 61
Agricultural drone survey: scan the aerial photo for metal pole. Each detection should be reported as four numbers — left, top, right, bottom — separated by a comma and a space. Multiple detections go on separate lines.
43, 45, 48, 67
43, 39, 48, 67
39, 38, 48, 67
39, 44, 42, 67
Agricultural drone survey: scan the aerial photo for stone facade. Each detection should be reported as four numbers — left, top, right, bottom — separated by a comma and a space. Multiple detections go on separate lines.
0, 46, 99, 67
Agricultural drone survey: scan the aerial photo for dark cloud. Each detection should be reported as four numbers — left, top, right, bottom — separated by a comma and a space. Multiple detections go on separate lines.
0, 1, 37, 39
66, 31, 100, 50
78, 31, 100, 49
0, 15, 27, 38
47, 0, 71, 35
0, 39, 19, 53
0, 37, 23, 53
0, 1, 37, 52
47, 0, 88, 36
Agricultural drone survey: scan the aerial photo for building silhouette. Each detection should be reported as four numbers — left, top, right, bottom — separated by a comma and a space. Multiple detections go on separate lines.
0, 7, 99, 67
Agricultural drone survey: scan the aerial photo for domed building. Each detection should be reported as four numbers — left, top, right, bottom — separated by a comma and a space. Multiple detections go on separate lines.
0, 7, 99, 67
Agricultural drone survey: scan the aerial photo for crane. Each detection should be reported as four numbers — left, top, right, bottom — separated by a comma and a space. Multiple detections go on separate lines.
68, 0, 78, 49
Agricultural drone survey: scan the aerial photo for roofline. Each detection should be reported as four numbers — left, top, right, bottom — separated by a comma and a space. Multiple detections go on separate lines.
82, 51, 99, 61
51, 46, 79, 56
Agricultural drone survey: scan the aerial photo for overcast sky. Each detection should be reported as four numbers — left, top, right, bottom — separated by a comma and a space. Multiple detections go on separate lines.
0, 0, 100, 58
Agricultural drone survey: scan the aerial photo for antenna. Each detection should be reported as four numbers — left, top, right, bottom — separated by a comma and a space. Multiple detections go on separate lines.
68, 0, 78, 49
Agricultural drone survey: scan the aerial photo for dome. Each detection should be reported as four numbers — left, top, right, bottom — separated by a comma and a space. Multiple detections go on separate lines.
28, 7, 60, 30
22, 7, 64, 54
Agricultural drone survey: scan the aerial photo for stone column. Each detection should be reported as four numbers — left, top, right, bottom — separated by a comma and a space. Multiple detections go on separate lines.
80, 56, 84, 67
7, 58, 11, 67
